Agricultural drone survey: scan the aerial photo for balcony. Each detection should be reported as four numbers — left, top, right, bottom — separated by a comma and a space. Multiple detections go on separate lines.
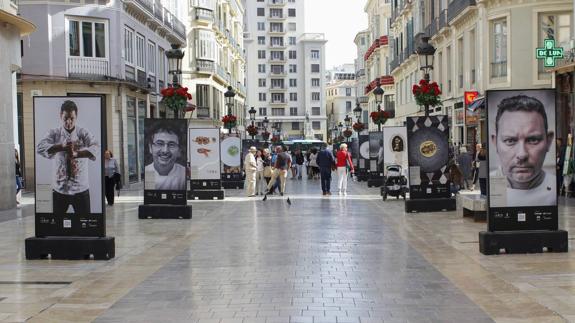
269, 43, 286, 49
68, 57, 109, 79
269, 70, 287, 77
270, 85, 287, 91
194, 7, 214, 23
269, 57, 286, 63
193, 59, 215, 74
447, 0, 476, 22
438, 9, 448, 30
269, 14, 285, 21
268, 28, 286, 35
270, 99, 287, 105
124, 0, 186, 43
268, 0, 285, 6
196, 107, 210, 119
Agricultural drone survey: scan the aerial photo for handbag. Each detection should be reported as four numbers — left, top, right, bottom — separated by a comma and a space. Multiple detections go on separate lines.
113, 172, 122, 190
263, 166, 273, 178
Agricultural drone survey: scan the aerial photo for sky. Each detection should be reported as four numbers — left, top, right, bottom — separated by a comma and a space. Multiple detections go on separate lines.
304, 0, 368, 70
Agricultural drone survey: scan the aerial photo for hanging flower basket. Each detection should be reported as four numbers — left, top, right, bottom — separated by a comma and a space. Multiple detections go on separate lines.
370, 110, 392, 125
246, 124, 258, 137
352, 122, 365, 133
412, 79, 442, 107
271, 135, 281, 144
261, 131, 271, 140
160, 86, 192, 113
343, 129, 353, 138
222, 115, 237, 129
336, 135, 345, 143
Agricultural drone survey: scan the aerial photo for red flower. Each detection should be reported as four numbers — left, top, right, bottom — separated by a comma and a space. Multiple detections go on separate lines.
419, 79, 427, 86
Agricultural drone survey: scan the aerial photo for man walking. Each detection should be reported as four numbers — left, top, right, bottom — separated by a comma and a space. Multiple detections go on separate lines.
316, 147, 335, 195
263, 146, 292, 204
244, 146, 257, 197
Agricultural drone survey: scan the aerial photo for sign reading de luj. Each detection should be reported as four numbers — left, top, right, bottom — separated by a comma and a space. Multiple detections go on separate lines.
536, 39, 564, 68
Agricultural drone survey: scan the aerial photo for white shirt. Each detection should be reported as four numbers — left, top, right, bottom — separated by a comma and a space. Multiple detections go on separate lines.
491, 169, 556, 207
256, 157, 264, 172
37, 126, 99, 195
145, 163, 186, 190
244, 153, 257, 172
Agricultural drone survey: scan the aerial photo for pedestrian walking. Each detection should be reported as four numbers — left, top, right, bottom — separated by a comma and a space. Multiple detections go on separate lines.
448, 160, 464, 195
255, 149, 266, 195
478, 145, 487, 196
293, 149, 304, 180
336, 143, 354, 196
244, 146, 257, 197
104, 150, 119, 206
15, 149, 23, 205
316, 146, 335, 195
263, 146, 292, 204
309, 148, 319, 180
457, 146, 473, 190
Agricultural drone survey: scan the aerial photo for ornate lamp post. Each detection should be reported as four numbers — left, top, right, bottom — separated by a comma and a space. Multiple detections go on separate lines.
344, 114, 352, 143
416, 37, 437, 116
163, 44, 187, 118
248, 106, 257, 139
166, 44, 184, 87
224, 86, 236, 133
337, 122, 343, 142
262, 116, 270, 144
353, 100, 363, 123
373, 80, 384, 132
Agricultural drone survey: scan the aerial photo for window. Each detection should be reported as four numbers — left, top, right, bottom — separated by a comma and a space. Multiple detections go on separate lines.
288, 8, 296, 17
258, 36, 265, 45
272, 108, 285, 116
539, 13, 572, 78
158, 47, 165, 81
292, 122, 300, 130
346, 101, 352, 113
271, 79, 284, 89
124, 27, 133, 64
311, 50, 320, 59
289, 37, 296, 45
257, 22, 265, 31
126, 97, 137, 182
458, 37, 463, 88
345, 88, 351, 96
259, 107, 267, 116
288, 22, 296, 31
289, 64, 297, 73
312, 107, 320, 115
491, 18, 507, 78
290, 93, 297, 101
270, 22, 283, 32
271, 37, 283, 47
68, 19, 107, 58
311, 64, 320, 73
289, 79, 297, 87
196, 84, 209, 111
258, 50, 266, 59
257, 8, 265, 16
312, 121, 320, 130
258, 64, 266, 73
147, 41, 156, 75
271, 51, 284, 60
271, 65, 284, 74
259, 78, 266, 87
311, 78, 320, 87
312, 92, 320, 101
290, 107, 297, 115
272, 93, 284, 103
259, 93, 267, 101
135, 34, 145, 69
289, 50, 297, 59
270, 8, 283, 18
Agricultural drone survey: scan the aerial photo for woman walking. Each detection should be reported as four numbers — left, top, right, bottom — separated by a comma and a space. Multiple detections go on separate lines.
255, 150, 266, 195
15, 149, 23, 205
336, 143, 354, 195
104, 150, 119, 205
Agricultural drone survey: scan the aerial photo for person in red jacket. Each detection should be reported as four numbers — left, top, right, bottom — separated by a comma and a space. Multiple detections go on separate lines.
336, 143, 354, 195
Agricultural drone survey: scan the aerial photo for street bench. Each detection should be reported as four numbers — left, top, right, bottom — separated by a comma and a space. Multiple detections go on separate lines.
458, 193, 486, 222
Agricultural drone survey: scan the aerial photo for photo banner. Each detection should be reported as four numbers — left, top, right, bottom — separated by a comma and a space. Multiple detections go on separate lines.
383, 126, 408, 179
407, 115, 450, 199
351, 138, 359, 166
486, 89, 558, 231
143, 119, 187, 205
221, 134, 241, 180
34, 96, 104, 237
369, 131, 384, 173
189, 128, 221, 180
358, 130, 370, 170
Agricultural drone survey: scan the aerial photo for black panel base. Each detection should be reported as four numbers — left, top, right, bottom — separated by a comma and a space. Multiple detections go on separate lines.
25, 236, 115, 260
222, 180, 244, 189
190, 189, 225, 200
367, 179, 383, 187
405, 197, 456, 213
479, 230, 568, 255
138, 204, 192, 219
463, 208, 486, 222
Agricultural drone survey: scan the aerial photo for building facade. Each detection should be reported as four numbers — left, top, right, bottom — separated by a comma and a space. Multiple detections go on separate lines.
18, 0, 185, 188
326, 79, 357, 138
0, 0, 35, 209
244, 0, 327, 141
354, 30, 371, 125
184, 0, 246, 130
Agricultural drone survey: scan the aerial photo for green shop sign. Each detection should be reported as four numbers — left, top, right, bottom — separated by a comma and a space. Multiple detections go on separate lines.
536, 39, 564, 68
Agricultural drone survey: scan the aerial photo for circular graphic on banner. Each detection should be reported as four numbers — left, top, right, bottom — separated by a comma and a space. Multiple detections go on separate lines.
409, 127, 448, 173
221, 137, 241, 167
360, 141, 370, 159
390, 135, 405, 152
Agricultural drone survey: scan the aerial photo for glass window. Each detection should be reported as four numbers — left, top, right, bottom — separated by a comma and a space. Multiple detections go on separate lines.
539, 12, 572, 77
69, 21, 80, 56
346, 101, 351, 113
258, 36, 265, 45
258, 64, 266, 73
312, 107, 320, 115
290, 107, 297, 115
158, 47, 165, 81
136, 34, 145, 69
311, 50, 320, 59
289, 50, 297, 59
288, 23, 296, 31
288, 8, 296, 17
258, 50, 266, 59
148, 41, 156, 74
312, 121, 320, 130
257, 22, 265, 31
491, 18, 507, 78
272, 108, 285, 116
257, 8, 265, 16
82, 22, 93, 57
259, 107, 267, 115
137, 100, 146, 178
311, 64, 320, 73
346, 88, 351, 96
311, 78, 320, 87
289, 64, 297, 73
259, 93, 267, 101
289, 79, 297, 87
258, 78, 266, 87
292, 122, 300, 130
95, 23, 105, 58
124, 27, 134, 64
312, 92, 320, 101
289, 37, 296, 45
290, 93, 297, 101
126, 97, 137, 182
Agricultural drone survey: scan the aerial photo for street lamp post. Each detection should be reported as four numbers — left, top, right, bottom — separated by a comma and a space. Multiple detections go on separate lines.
373, 80, 384, 132
344, 114, 352, 143
416, 36, 437, 116
224, 86, 236, 134
248, 106, 257, 140
353, 100, 363, 124
165, 44, 185, 118
262, 116, 269, 144
337, 122, 343, 142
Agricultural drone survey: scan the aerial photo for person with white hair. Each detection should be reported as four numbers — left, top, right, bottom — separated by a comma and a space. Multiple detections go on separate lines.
336, 143, 354, 195
244, 146, 258, 197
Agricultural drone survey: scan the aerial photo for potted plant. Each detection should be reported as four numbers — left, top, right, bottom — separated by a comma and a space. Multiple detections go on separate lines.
246, 124, 258, 137
412, 79, 442, 109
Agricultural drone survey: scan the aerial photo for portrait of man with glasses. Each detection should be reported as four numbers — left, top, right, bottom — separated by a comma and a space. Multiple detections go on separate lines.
144, 119, 187, 190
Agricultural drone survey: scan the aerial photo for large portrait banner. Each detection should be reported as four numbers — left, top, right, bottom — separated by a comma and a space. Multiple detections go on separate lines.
34, 96, 104, 237
407, 115, 450, 199
369, 131, 384, 174
383, 126, 408, 180
487, 89, 558, 231
143, 119, 187, 205
358, 130, 370, 170
189, 128, 221, 182
221, 134, 241, 180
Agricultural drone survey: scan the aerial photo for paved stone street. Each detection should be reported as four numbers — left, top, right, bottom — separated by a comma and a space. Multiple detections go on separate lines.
0, 178, 573, 322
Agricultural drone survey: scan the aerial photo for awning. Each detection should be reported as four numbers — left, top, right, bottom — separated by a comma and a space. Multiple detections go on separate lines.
467, 97, 485, 111
0, 9, 36, 36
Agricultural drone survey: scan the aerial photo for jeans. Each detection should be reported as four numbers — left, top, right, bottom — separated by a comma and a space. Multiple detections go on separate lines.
53, 189, 90, 214
294, 164, 303, 179
337, 167, 348, 192
320, 167, 332, 193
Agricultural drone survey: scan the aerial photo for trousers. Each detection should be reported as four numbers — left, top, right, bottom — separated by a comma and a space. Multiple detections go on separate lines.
267, 169, 288, 193
53, 189, 90, 214
245, 170, 256, 196
104, 176, 115, 205
337, 167, 348, 192
320, 167, 332, 193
